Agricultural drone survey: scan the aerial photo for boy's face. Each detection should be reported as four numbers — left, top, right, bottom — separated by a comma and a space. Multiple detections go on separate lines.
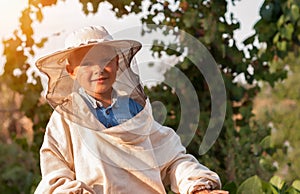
66, 45, 118, 99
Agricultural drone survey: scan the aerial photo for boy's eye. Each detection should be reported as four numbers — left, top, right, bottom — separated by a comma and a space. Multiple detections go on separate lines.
101, 58, 114, 64
80, 57, 116, 67
81, 61, 93, 66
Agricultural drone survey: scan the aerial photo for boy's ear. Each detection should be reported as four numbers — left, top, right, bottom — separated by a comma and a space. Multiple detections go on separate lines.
66, 64, 77, 79
116, 55, 119, 69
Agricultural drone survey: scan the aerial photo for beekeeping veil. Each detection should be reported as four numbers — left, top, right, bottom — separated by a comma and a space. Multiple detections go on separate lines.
36, 26, 147, 128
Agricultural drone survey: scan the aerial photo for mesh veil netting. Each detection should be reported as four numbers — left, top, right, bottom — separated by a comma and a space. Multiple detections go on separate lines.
36, 40, 147, 129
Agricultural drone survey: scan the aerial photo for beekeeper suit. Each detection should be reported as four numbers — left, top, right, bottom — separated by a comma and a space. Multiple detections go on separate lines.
34, 26, 222, 194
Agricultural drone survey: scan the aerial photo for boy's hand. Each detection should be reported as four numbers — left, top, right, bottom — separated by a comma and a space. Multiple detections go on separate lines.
193, 189, 229, 194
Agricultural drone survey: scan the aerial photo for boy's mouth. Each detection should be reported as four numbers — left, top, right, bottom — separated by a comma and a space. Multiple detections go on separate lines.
92, 77, 108, 82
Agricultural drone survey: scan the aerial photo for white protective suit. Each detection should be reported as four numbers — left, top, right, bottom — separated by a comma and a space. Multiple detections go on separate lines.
35, 93, 221, 194
34, 26, 221, 194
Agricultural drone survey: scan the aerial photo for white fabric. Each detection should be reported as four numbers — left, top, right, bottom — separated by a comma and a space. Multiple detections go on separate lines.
35, 93, 221, 194
64, 26, 113, 49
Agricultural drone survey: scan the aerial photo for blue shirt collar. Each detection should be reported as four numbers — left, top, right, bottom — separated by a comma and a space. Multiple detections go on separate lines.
78, 88, 119, 109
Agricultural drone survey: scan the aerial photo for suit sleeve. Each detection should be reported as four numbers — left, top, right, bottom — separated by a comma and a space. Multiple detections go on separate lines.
159, 127, 221, 194
34, 111, 95, 194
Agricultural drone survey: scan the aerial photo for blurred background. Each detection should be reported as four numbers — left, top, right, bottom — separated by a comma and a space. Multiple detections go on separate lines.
0, 0, 299, 193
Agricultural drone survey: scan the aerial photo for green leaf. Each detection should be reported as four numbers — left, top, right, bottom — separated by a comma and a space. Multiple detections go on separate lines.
260, 135, 271, 149
286, 188, 300, 194
292, 180, 300, 191
277, 15, 285, 28
291, 4, 300, 21
222, 182, 237, 193
261, 179, 277, 194
270, 175, 285, 190
273, 32, 280, 43
280, 23, 294, 40
237, 175, 263, 194
277, 40, 287, 51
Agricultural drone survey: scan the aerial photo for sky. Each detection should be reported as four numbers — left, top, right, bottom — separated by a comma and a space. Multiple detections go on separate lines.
0, 0, 264, 84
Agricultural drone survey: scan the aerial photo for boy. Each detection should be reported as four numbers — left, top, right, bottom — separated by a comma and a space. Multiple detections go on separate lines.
35, 26, 228, 194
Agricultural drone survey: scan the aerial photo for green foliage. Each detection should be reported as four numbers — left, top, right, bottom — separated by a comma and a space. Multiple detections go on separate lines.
254, 51, 300, 183
0, 141, 40, 194
244, 0, 300, 61
78, 0, 142, 17
1, 1, 54, 192
225, 175, 300, 194
237, 175, 264, 194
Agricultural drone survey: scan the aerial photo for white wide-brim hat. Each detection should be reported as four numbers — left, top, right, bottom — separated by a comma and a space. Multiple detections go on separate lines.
36, 26, 146, 108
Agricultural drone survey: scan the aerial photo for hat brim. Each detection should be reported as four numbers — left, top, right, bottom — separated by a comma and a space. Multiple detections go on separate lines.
36, 39, 142, 70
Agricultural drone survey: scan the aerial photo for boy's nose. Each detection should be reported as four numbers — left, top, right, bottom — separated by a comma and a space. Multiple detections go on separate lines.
95, 66, 104, 75
94, 63, 107, 75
